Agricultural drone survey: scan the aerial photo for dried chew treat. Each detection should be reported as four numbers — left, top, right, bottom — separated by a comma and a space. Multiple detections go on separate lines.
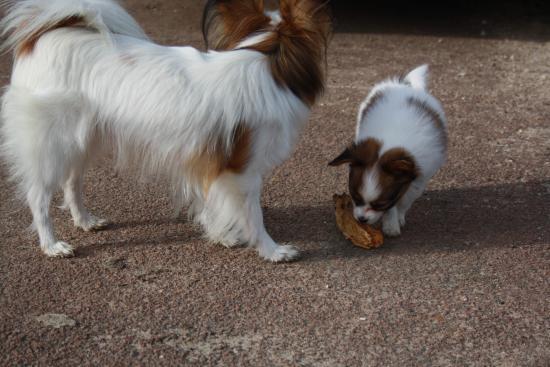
333, 193, 384, 249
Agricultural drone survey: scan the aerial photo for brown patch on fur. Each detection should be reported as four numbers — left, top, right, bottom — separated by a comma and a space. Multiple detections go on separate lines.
226, 125, 252, 172
246, 0, 331, 106
185, 149, 225, 195
352, 138, 382, 168
186, 124, 253, 194
407, 97, 447, 148
329, 138, 382, 206
329, 138, 381, 168
202, 0, 271, 50
372, 148, 418, 211
360, 91, 386, 122
202, 0, 332, 106
16, 15, 86, 58
348, 139, 382, 206
348, 165, 367, 206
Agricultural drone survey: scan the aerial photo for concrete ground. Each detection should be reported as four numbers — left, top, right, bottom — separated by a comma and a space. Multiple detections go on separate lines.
1, 1, 549, 366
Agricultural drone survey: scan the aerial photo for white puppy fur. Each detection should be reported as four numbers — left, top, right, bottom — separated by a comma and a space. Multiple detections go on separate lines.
359, 65, 447, 235
331, 65, 447, 237
0, 0, 328, 261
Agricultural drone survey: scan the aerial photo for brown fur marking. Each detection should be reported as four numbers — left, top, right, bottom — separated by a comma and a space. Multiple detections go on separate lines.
246, 0, 331, 106
202, 0, 271, 50
372, 148, 418, 211
185, 148, 225, 195
348, 138, 381, 205
227, 125, 252, 173
203, 0, 332, 106
329, 138, 381, 167
16, 15, 86, 58
187, 124, 253, 195
353, 138, 382, 168
329, 138, 382, 206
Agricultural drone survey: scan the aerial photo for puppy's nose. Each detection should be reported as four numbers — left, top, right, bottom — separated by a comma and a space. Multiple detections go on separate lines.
357, 216, 368, 223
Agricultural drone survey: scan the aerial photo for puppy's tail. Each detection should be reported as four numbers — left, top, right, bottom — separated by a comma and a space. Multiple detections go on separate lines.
1, 0, 148, 57
202, 0, 332, 106
403, 64, 429, 90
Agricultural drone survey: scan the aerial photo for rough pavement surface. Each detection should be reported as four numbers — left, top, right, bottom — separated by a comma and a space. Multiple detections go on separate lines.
1, 1, 549, 366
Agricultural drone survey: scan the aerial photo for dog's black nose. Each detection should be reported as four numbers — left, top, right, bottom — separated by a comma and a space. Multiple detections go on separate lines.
357, 216, 368, 223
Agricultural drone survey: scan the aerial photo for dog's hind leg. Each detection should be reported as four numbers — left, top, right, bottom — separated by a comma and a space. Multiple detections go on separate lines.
63, 162, 110, 232
1, 87, 94, 256
62, 134, 109, 232
27, 185, 74, 257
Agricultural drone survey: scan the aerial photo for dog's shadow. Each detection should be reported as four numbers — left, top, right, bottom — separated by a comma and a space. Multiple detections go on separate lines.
78, 181, 548, 260
75, 217, 202, 257
263, 181, 549, 262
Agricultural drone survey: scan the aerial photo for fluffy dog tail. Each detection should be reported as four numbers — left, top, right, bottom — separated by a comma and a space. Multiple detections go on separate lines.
1, 0, 148, 57
202, 0, 332, 106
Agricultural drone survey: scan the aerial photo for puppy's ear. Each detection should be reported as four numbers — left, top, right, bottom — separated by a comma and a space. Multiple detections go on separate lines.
403, 64, 429, 90
329, 146, 354, 166
380, 148, 418, 181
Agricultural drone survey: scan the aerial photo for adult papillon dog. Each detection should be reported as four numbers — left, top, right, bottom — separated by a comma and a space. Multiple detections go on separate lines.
0, 0, 331, 261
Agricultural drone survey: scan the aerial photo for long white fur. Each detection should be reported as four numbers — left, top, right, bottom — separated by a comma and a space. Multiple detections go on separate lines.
0, 0, 310, 261
355, 65, 447, 236
0, 0, 148, 48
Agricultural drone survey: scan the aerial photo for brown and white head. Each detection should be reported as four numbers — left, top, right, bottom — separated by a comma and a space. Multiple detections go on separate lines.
329, 139, 418, 224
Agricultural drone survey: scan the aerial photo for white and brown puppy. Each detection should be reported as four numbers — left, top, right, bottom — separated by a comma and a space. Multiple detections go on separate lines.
329, 65, 447, 236
0, 0, 331, 261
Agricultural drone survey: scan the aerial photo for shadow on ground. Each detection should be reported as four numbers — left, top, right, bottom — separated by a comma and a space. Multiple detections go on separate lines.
267, 180, 549, 251
76, 181, 549, 260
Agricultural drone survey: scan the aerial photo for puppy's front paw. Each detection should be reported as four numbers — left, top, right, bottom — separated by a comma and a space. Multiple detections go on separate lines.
260, 244, 300, 263
43, 241, 74, 257
398, 212, 406, 227
382, 218, 401, 237
382, 208, 401, 237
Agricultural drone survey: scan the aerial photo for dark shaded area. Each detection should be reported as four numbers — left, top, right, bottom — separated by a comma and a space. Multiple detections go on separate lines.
54, 181, 549, 260
332, 0, 550, 41
264, 181, 550, 261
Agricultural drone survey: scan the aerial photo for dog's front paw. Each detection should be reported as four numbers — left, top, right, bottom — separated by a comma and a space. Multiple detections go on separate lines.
383, 224, 401, 237
382, 208, 401, 237
76, 216, 111, 232
43, 241, 74, 257
382, 218, 401, 237
260, 244, 300, 263
398, 212, 406, 227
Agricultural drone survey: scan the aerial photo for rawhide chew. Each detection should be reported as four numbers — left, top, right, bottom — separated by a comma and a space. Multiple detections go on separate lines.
333, 193, 384, 249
